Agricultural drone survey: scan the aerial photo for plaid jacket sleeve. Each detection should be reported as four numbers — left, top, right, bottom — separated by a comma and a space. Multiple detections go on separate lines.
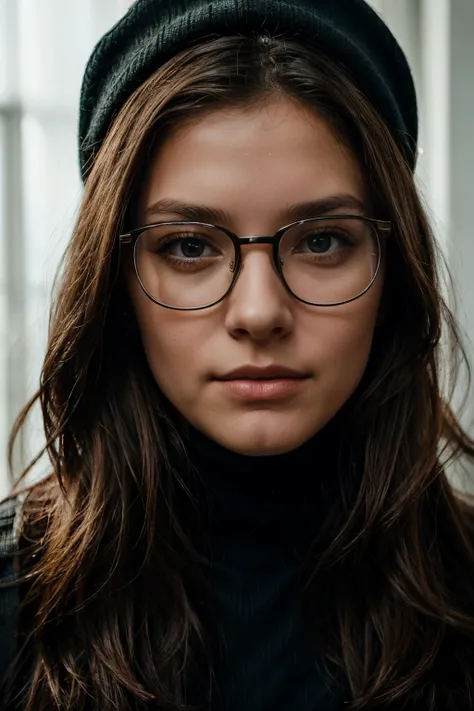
0, 494, 23, 693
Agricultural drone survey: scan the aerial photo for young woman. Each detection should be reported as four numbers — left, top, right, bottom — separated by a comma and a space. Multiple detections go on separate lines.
1, 1, 474, 709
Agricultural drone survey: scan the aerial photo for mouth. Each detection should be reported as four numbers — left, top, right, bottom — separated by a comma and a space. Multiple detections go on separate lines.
217, 365, 309, 381
214, 366, 310, 400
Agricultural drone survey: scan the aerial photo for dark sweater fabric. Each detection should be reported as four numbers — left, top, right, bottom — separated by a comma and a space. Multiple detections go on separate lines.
182, 424, 347, 711
0, 424, 349, 710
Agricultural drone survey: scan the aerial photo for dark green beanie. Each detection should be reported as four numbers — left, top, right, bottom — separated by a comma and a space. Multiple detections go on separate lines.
78, 0, 418, 181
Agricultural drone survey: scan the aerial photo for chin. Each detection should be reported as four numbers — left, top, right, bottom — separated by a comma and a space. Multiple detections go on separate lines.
232, 442, 303, 457
206, 417, 321, 457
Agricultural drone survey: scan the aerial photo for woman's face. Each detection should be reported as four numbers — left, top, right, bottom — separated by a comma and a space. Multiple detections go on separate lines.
127, 96, 383, 455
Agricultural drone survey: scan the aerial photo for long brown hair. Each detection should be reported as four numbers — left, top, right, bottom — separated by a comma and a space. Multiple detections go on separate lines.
3, 33, 474, 710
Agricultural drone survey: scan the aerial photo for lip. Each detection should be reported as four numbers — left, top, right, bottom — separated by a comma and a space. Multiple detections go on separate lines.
218, 377, 308, 400
214, 364, 310, 401
217, 365, 309, 380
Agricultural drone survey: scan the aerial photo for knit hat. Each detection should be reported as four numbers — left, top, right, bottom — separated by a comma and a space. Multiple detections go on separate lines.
78, 0, 418, 181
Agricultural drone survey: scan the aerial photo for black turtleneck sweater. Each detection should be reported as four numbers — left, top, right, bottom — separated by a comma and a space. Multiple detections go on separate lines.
181, 424, 347, 711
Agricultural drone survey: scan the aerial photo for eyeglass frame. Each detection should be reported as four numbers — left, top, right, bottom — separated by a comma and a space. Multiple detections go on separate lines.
119, 215, 392, 311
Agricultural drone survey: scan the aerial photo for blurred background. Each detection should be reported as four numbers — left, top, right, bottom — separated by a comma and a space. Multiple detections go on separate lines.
0, 0, 473, 498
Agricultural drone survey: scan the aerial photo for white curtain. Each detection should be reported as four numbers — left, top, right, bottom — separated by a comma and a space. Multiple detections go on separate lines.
0, 0, 134, 498
0, 0, 471, 498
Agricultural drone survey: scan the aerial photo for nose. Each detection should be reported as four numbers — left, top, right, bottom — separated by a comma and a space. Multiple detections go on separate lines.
224, 245, 294, 341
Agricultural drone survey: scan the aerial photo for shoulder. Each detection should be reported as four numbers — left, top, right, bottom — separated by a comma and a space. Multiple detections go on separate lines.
0, 494, 26, 612
0, 494, 25, 575
0, 494, 25, 688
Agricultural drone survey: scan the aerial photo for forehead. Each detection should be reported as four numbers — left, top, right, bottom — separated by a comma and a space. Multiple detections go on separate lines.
137, 97, 365, 227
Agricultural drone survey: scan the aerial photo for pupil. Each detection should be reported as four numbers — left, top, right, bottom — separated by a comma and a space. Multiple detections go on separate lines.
308, 234, 331, 253
181, 239, 204, 258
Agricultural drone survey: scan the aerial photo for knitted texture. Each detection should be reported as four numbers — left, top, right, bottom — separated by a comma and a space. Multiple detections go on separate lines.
78, 0, 418, 181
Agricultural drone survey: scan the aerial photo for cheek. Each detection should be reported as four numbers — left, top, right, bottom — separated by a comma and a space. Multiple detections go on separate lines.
305, 291, 381, 397
130, 291, 206, 399
136, 311, 190, 366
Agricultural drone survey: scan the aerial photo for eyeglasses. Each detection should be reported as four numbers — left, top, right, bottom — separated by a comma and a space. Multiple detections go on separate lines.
119, 215, 391, 310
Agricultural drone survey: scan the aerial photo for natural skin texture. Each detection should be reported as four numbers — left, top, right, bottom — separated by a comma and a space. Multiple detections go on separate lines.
6, 36, 474, 711
127, 96, 384, 456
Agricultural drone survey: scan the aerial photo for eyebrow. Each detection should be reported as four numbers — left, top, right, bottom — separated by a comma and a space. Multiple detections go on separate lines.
143, 194, 368, 226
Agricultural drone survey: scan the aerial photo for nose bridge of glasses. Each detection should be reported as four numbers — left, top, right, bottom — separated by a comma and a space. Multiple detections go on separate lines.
239, 236, 275, 245
233, 237, 285, 297
236, 236, 281, 273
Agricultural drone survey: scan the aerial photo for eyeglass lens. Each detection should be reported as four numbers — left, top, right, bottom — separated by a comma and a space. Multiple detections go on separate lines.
134, 217, 380, 308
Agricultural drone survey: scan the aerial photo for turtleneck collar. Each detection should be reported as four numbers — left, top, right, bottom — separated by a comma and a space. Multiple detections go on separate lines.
179, 418, 342, 560
175, 418, 349, 711
186, 421, 334, 490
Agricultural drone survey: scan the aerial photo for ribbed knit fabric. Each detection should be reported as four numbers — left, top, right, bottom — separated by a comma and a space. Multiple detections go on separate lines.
78, 0, 418, 180
0, 427, 348, 710
181, 424, 347, 711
